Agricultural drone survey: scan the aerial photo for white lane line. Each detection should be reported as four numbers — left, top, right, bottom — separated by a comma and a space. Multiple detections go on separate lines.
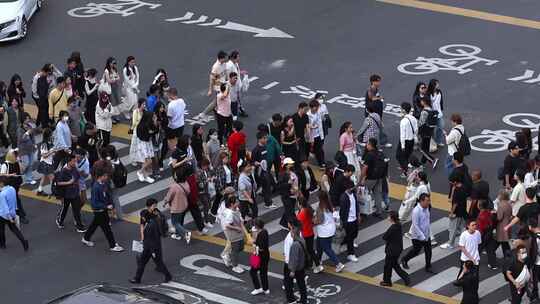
344, 217, 449, 273
412, 266, 460, 292
182, 15, 208, 24
162, 282, 250, 304
166, 12, 194, 22
248, 76, 259, 83
119, 176, 172, 207
262, 81, 279, 90
453, 272, 508, 300
110, 141, 129, 151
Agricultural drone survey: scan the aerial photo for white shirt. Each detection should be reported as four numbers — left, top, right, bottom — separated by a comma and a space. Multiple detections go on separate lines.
315, 211, 336, 238
167, 98, 186, 129
431, 92, 443, 118
307, 110, 324, 140
224, 166, 232, 184
347, 192, 357, 222
303, 169, 311, 190
283, 232, 293, 264
446, 125, 464, 156
122, 66, 139, 90
400, 114, 418, 148
459, 230, 482, 263
226, 60, 242, 85
211, 60, 227, 91
511, 182, 527, 216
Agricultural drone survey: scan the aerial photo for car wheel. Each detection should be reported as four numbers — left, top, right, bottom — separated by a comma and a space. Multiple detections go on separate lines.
37, 0, 43, 11
20, 17, 28, 39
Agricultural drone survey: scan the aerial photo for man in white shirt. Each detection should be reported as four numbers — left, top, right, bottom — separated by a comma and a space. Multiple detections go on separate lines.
194, 50, 228, 122
443, 114, 464, 175
510, 170, 527, 217
457, 220, 481, 278
307, 99, 326, 167
226, 50, 248, 117
397, 102, 418, 178
166, 88, 186, 140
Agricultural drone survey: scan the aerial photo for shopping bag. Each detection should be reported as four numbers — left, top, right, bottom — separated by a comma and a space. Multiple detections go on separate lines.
358, 186, 375, 215
132, 240, 143, 253
243, 226, 254, 246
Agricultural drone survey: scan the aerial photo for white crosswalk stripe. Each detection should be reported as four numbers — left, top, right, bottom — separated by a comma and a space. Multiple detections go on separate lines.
23, 139, 513, 303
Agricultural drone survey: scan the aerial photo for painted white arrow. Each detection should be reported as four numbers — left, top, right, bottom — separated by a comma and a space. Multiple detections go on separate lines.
180, 254, 244, 282
524, 74, 540, 83
508, 69, 534, 81
216, 21, 294, 38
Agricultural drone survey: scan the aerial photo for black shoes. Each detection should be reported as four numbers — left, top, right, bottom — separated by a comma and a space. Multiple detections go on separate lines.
22, 240, 29, 252
425, 267, 437, 274
129, 279, 141, 284
164, 275, 172, 283
379, 281, 392, 287
403, 276, 411, 286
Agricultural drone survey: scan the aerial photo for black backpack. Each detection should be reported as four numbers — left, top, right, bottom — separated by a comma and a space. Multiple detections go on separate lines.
426, 110, 439, 128
51, 171, 65, 198
371, 151, 388, 179
155, 210, 169, 237
112, 160, 127, 188
453, 128, 471, 156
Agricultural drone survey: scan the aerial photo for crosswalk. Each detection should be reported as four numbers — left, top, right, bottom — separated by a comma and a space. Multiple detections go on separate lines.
22, 138, 515, 304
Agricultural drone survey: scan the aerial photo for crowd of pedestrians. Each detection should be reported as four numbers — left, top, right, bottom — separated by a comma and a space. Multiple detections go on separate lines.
0, 50, 539, 304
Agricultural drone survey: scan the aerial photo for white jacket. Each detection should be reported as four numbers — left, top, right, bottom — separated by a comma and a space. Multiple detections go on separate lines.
95, 105, 119, 132
122, 66, 139, 90
446, 124, 464, 156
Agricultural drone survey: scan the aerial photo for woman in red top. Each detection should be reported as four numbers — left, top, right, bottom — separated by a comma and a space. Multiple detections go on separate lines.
476, 200, 498, 269
297, 197, 323, 273
227, 120, 246, 174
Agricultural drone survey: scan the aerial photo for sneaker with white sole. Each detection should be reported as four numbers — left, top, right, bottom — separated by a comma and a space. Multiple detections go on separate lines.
251, 288, 264, 295
201, 227, 210, 235
145, 176, 155, 184
353, 242, 359, 248
56, 218, 65, 229
432, 158, 439, 169
384, 143, 392, 148
347, 255, 358, 262
430, 239, 438, 246
185, 231, 192, 244
336, 263, 345, 273
439, 243, 453, 249
110, 244, 124, 252
232, 266, 244, 274
264, 204, 279, 209
404, 232, 412, 239
313, 265, 324, 274
264, 289, 270, 295
204, 222, 214, 229
81, 238, 94, 247
137, 171, 145, 182
170, 234, 182, 240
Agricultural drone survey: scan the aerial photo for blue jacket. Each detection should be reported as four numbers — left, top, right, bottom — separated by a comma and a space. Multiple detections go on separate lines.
146, 95, 158, 113
90, 181, 109, 211
0, 185, 17, 220
54, 121, 72, 149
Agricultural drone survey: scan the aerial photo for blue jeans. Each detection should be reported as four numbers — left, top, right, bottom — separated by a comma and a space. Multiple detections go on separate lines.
20, 154, 34, 183
171, 212, 189, 235
445, 154, 454, 177
434, 117, 445, 145
316, 236, 340, 266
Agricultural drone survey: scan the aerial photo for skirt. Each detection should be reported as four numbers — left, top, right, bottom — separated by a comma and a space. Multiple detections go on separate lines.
132, 138, 154, 163
37, 161, 55, 175
344, 150, 360, 173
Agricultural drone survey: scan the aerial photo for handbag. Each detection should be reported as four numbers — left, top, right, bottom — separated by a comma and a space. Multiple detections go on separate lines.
249, 253, 261, 269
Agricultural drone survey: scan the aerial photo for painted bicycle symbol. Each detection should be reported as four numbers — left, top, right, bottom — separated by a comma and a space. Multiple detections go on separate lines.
469, 113, 540, 152
67, 0, 161, 18
397, 44, 499, 75
295, 284, 341, 304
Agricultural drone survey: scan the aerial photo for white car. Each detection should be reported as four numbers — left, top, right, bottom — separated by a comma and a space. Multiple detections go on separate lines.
0, 0, 42, 42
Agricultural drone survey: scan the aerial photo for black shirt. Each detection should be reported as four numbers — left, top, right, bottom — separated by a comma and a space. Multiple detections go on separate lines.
269, 123, 283, 144
171, 147, 188, 163
292, 113, 308, 140
516, 202, 540, 225
503, 154, 526, 187
362, 150, 379, 180
251, 144, 267, 164
449, 163, 472, 196
470, 180, 490, 201
364, 86, 383, 118
452, 186, 468, 219
59, 166, 80, 199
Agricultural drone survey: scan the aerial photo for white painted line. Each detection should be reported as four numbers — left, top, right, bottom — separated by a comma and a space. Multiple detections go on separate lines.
119, 176, 172, 206
354, 217, 392, 245
182, 15, 208, 24
453, 272, 508, 300
262, 81, 279, 90
165, 12, 194, 22
344, 217, 449, 273
110, 141, 129, 151
247, 76, 259, 83
412, 266, 460, 292
199, 18, 222, 26
162, 282, 250, 304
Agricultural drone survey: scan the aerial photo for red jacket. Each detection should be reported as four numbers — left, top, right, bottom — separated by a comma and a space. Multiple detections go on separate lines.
187, 174, 199, 207
477, 210, 493, 235
227, 131, 246, 174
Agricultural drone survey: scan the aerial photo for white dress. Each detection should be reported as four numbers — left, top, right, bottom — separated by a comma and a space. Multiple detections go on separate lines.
122, 66, 139, 115
133, 126, 154, 162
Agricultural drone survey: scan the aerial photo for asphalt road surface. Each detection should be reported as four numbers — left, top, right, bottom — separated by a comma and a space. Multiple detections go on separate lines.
1, 0, 540, 303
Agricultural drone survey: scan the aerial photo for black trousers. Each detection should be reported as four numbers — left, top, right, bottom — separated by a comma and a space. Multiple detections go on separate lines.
83, 210, 116, 248
216, 113, 233, 144
509, 282, 525, 304
279, 196, 296, 228
52, 150, 70, 171
0, 217, 26, 248
420, 135, 435, 164
257, 171, 273, 206
37, 97, 50, 127
304, 235, 320, 267
311, 136, 325, 166
250, 257, 269, 290
283, 264, 307, 304
57, 196, 83, 227
531, 264, 540, 300
210, 192, 222, 216
402, 238, 432, 269
479, 232, 497, 267
495, 241, 512, 258
98, 129, 111, 148
396, 140, 414, 172
239, 199, 258, 220
134, 247, 172, 282
14, 186, 26, 219
343, 221, 359, 255
181, 204, 204, 232
383, 254, 409, 283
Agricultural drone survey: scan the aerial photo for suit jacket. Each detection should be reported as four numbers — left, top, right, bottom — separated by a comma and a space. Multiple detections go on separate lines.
383, 223, 404, 256
296, 166, 317, 193
339, 191, 360, 226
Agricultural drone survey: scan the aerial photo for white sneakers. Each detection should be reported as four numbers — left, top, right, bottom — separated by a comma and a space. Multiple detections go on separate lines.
110, 244, 124, 252
170, 234, 182, 240
232, 266, 244, 273
347, 255, 359, 262
404, 232, 412, 239
137, 171, 155, 183
201, 227, 210, 235
440, 243, 454, 249
336, 263, 345, 273
264, 204, 279, 209
204, 222, 214, 229
313, 265, 324, 274
81, 238, 94, 247
251, 288, 264, 295
185, 231, 192, 244
145, 176, 155, 184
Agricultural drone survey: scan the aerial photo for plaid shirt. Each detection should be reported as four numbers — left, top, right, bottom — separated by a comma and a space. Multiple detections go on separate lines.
359, 113, 381, 143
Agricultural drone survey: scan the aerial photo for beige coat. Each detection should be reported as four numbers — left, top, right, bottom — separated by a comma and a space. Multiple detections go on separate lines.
496, 200, 513, 242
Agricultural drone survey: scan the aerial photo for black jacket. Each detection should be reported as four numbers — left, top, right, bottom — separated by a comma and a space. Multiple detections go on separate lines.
143, 216, 163, 251
454, 271, 479, 304
339, 191, 360, 226
296, 166, 317, 194
383, 223, 404, 256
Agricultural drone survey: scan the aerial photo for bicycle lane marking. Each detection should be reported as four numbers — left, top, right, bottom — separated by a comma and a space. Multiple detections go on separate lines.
376, 0, 540, 31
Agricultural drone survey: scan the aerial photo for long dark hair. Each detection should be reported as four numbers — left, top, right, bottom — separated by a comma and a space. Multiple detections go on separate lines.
192, 124, 203, 138
318, 192, 332, 212
105, 57, 116, 73
9, 74, 22, 89
139, 111, 154, 129
427, 79, 439, 96
413, 82, 426, 97
339, 121, 352, 136
206, 128, 217, 142
388, 210, 400, 224
124, 56, 136, 77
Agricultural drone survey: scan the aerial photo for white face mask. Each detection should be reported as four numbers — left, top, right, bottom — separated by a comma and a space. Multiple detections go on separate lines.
62, 116, 69, 122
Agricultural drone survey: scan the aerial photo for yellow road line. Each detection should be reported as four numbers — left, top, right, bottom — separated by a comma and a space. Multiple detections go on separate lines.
376, 0, 540, 30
